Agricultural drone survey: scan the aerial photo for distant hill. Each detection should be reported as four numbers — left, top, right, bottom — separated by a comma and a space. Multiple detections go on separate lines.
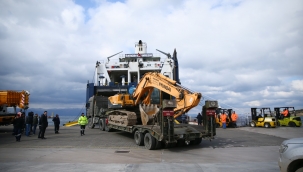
22, 108, 83, 117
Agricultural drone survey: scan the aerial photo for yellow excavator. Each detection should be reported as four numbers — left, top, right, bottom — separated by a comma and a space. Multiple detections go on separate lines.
108, 72, 202, 125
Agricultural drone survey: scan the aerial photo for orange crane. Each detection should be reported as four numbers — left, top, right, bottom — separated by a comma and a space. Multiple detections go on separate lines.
0, 90, 30, 125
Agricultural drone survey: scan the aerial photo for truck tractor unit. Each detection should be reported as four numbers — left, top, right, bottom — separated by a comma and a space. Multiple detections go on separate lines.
250, 107, 276, 128
275, 107, 301, 127
0, 90, 30, 125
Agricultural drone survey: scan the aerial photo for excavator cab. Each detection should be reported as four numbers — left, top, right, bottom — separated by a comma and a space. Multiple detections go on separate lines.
250, 108, 276, 128
274, 107, 301, 127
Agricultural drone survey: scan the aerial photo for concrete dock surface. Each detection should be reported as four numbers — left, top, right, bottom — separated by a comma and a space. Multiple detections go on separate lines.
0, 125, 302, 172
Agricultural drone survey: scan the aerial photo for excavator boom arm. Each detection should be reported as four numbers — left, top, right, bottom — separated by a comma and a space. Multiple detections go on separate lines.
132, 72, 202, 118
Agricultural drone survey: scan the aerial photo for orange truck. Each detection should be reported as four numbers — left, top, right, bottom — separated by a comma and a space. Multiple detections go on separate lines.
0, 90, 30, 125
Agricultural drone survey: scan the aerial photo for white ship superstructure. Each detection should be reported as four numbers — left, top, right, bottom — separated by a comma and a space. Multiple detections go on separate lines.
94, 40, 177, 87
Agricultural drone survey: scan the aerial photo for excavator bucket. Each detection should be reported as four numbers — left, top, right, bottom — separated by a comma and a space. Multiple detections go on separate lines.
139, 104, 160, 125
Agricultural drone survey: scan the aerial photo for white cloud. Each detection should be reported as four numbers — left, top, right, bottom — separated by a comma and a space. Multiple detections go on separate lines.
61, 6, 84, 30
0, 0, 302, 114
291, 80, 303, 91
243, 101, 261, 107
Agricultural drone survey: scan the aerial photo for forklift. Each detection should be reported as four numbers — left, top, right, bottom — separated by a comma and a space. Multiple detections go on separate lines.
250, 107, 276, 128
274, 107, 301, 127
215, 108, 232, 128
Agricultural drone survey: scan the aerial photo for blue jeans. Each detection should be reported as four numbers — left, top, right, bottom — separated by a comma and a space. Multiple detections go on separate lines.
32, 124, 37, 134
26, 124, 32, 136
222, 123, 226, 129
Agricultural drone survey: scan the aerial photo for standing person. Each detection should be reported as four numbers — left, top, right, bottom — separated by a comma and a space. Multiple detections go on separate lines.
231, 111, 238, 128
38, 111, 48, 139
21, 112, 26, 134
38, 114, 42, 138
78, 113, 88, 136
32, 114, 38, 135
196, 113, 202, 125
220, 112, 227, 129
25, 112, 34, 136
52, 114, 60, 134
13, 112, 24, 142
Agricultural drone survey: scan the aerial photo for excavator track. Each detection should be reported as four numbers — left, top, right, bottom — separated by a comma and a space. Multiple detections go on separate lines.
107, 110, 137, 127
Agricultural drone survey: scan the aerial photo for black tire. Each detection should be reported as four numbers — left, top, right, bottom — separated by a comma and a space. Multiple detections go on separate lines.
250, 121, 256, 127
177, 139, 185, 147
144, 133, 156, 150
264, 123, 270, 128
134, 131, 144, 146
288, 122, 296, 127
195, 138, 202, 145
190, 138, 202, 145
295, 167, 303, 172
99, 118, 105, 131
216, 123, 220, 128
88, 117, 95, 129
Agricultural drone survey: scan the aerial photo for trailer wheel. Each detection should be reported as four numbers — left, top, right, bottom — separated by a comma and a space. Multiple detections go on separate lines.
134, 131, 144, 146
144, 133, 156, 150
99, 118, 105, 131
88, 117, 95, 129
194, 138, 202, 145
189, 138, 202, 145
177, 139, 185, 147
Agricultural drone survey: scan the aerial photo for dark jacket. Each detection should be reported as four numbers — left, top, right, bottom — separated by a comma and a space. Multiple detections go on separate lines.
196, 114, 202, 122
40, 114, 48, 128
25, 112, 34, 124
13, 117, 24, 129
33, 116, 38, 125
52, 117, 60, 125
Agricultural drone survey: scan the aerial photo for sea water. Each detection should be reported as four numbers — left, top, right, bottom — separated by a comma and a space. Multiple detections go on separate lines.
47, 115, 79, 126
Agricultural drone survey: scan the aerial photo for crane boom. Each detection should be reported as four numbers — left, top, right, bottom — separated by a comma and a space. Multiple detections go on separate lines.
0, 90, 30, 125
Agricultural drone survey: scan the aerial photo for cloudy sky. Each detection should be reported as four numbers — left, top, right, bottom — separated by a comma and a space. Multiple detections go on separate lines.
0, 0, 302, 116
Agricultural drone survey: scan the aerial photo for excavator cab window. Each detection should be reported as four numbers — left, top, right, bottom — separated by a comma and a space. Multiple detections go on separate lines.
150, 88, 160, 104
